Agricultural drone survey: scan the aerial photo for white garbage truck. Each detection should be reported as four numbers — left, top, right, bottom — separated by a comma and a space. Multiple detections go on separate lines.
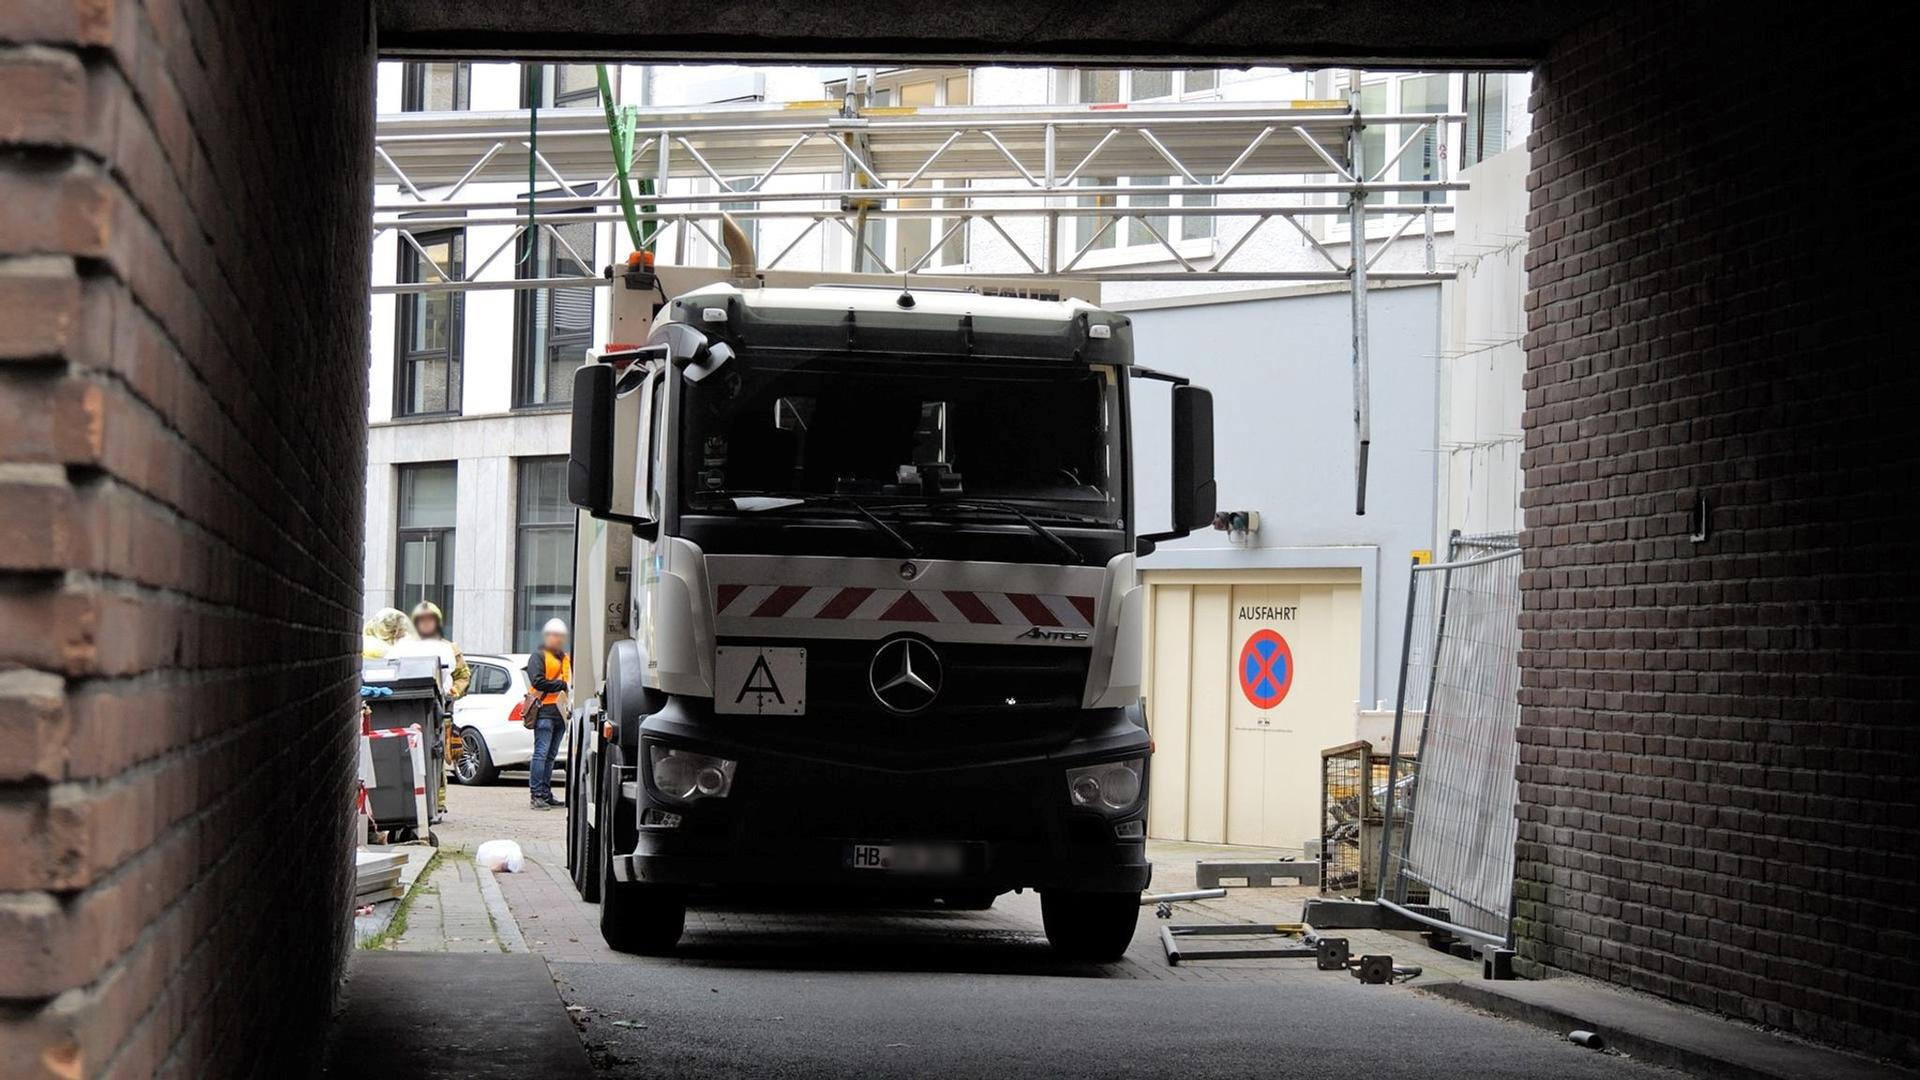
561, 237, 1215, 960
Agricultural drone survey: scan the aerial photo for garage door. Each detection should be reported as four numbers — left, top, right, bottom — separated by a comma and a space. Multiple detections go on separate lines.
1143, 569, 1363, 850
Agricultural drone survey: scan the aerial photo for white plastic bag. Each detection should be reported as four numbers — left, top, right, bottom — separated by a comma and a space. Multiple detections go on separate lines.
474, 838, 525, 873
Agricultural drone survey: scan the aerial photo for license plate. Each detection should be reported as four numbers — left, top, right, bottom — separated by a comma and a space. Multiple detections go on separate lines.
845, 842, 965, 876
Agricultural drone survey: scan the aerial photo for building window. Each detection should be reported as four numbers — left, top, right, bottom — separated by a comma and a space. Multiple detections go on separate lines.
402, 62, 470, 112
524, 63, 605, 108
1462, 74, 1509, 168
1075, 175, 1214, 254
395, 229, 464, 417
396, 463, 457, 630
1074, 69, 1220, 104
514, 457, 575, 652
897, 180, 967, 270
514, 196, 596, 407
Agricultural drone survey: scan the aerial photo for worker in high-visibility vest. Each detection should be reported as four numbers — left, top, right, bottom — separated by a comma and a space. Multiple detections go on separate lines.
526, 618, 572, 811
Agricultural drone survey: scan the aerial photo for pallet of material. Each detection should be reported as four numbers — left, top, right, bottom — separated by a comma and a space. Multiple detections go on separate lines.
355, 850, 408, 900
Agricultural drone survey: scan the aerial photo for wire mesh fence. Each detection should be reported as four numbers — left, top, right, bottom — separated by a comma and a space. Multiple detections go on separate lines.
1377, 545, 1523, 946
1321, 742, 1419, 900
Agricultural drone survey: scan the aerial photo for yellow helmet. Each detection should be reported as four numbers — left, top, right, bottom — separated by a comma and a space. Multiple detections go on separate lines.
410, 600, 445, 627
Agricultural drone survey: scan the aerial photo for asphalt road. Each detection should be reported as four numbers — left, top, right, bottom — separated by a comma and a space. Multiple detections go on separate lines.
446, 784, 1680, 1080
553, 958, 1677, 1079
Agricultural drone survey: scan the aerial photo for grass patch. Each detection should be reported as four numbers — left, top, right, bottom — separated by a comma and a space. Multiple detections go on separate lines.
358, 848, 446, 950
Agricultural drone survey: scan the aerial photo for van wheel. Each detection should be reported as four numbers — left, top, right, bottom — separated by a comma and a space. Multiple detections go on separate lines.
1041, 890, 1140, 962
597, 746, 683, 954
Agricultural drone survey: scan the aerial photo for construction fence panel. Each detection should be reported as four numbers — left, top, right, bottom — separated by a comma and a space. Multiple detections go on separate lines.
1377, 546, 1523, 947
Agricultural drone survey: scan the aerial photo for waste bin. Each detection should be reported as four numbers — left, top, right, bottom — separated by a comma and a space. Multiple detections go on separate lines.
362, 655, 449, 833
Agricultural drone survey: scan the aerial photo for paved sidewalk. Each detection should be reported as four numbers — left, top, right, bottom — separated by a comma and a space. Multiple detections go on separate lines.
392, 853, 524, 953
1425, 977, 1917, 1080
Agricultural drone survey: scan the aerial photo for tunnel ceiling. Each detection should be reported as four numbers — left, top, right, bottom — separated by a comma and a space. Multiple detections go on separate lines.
376, 0, 1604, 68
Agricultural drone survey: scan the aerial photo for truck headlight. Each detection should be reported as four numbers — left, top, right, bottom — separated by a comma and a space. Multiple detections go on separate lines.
1065, 758, 1143, 814
649, 746, 737, 801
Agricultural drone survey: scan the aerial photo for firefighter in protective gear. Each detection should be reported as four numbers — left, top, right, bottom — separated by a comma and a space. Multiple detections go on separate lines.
410, 601, 470, 813
410, 601, 471, 698
361, 608, 414, 658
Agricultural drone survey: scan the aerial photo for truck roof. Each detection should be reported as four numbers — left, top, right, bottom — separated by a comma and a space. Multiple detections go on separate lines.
662, 282, 1133, 365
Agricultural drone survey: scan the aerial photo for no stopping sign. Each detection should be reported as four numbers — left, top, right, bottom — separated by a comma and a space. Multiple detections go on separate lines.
1238, 629, 1294, 710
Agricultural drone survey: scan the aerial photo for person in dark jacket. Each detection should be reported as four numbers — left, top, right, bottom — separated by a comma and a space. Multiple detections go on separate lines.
526, 618, 572, 811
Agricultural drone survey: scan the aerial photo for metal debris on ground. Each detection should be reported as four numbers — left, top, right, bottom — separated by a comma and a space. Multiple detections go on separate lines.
1160, 922, 1423, 983
1141, 888, 1228, 918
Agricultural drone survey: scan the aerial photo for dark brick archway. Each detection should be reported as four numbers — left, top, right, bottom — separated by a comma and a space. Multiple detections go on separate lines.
1, 1, 1912, 1073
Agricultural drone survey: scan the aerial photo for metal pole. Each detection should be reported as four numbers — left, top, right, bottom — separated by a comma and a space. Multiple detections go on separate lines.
1375, 556, 1425, 898
1349, 71, 1371, 516
1391, 558, 1456, 904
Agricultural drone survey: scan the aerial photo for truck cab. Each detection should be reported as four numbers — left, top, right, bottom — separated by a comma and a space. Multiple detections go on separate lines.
563, 269, 1215, 960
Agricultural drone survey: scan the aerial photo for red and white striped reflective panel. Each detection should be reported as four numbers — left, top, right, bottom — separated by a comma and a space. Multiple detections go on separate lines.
714, 584, 1097, 628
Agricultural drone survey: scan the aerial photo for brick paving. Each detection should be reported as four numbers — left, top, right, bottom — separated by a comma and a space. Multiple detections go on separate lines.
437, 782, 1481, 984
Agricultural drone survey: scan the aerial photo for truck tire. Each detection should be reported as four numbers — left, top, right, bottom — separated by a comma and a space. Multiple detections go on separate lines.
597, 745, 685, 954
1040, 890, 1140, 962
568, 725, 599, 902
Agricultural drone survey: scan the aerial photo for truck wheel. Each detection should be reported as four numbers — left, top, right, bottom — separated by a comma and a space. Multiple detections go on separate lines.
568, 727, 599, 902
1041, 890, 1141, 962
452, 727, 497, 786
597, 746, 683, 954
940, 891, 998, 911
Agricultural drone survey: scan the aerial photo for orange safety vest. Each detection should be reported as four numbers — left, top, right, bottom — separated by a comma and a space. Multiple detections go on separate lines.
538, 649, 572, 706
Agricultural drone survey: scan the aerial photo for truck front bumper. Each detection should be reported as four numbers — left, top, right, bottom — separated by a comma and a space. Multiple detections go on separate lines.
612, 706, 1152, 895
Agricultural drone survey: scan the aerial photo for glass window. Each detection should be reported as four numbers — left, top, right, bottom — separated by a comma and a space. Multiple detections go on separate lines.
1078, 69, 1121, 103
396, 463, 456, 630
1358, 80, 1388, 206
1127, 176, 1170, 247
899, 79, 937, 107
395, 229, 464, 417
514, 198, 596, 407
1130, 69, 1173, 101
1183, 69, 1219, 94
897, 181, 967, 270
515, 457, 575, 653
1398, 74, 1449, 205
524, 63, 604, 107
944, 75, 970, 106
1076, 177, 1118, 252
1463, 73, 1508, 168
1181, 177, 1216, 241
471, 663, 512, 695
402, 63, 469, 111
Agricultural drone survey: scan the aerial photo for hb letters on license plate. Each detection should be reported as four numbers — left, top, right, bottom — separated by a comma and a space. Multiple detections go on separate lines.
847, 843, 964, 875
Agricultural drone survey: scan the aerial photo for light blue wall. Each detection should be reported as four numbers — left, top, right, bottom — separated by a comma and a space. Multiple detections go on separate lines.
1126, 284, 1439, 706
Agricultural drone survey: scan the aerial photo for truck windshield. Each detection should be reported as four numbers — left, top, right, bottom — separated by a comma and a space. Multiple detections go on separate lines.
681, 356, 1121, 522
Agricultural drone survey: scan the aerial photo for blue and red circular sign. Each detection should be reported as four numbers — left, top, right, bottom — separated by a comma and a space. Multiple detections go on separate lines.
1238, 629, 1294, 709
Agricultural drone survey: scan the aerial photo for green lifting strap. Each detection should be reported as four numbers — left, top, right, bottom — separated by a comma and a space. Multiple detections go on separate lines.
596, 65, 655, 255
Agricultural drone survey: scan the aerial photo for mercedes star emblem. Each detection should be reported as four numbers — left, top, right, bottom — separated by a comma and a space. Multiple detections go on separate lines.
868, 637, 943, 714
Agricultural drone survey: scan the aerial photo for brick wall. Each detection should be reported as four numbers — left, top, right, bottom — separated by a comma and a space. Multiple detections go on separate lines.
0, 2, 372, 1077
1519, 4, 1920, 1062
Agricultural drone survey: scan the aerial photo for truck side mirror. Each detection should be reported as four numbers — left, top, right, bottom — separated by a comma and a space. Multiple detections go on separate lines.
569, 363, 615, 515
1137, 379, 1217, 553
1170, 385, 1217, 531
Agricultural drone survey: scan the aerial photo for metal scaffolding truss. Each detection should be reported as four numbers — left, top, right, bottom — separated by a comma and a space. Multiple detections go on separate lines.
370, 89, 1469, 513
372, 97, 1467, 291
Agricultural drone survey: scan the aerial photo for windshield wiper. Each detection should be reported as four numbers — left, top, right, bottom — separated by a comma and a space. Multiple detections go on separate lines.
877, 499, 1085, 565
700, 489, 918, 558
